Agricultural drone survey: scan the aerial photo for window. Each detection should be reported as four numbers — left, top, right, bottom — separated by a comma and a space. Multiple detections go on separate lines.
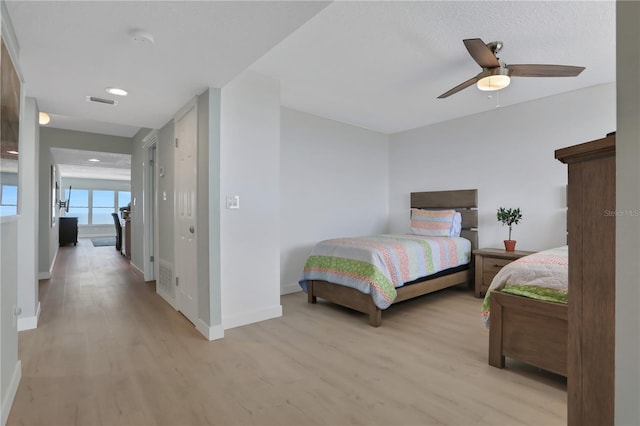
0, 184, 17, 216
66, 188, 89, 224
118, 191, 131, 209
63, 188, 131, 225
92, 190, 115, 224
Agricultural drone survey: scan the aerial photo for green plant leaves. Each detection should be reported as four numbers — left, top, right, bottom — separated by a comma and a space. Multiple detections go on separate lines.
496, 207, 523, 226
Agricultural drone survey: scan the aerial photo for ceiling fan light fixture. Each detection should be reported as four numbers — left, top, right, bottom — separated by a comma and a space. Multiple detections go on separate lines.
476, 67, 511, 91
438, 38, 585, 99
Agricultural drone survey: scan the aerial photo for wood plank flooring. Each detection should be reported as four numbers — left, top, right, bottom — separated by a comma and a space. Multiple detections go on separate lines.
8, 239, 566, 425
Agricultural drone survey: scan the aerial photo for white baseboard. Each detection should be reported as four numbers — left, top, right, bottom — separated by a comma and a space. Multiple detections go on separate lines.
17, 302, 41, 331
130, 262, 144, 277
157, 286, 177, 310
196, 320, 224, 341
223, 304, 283, 330
1, 360, 21, 426
156, 287, 223, 341
38, 248, 58, 280
281, 282, 302, 295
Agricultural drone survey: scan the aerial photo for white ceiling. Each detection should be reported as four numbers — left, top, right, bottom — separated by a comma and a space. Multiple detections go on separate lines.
251, 1, 616, 133
7, 1, 615, 138
6, 0, 331, 137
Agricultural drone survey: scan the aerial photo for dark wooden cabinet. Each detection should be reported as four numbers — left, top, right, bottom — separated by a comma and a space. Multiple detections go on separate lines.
556, 133, 615, 426
59, 216, 78, 246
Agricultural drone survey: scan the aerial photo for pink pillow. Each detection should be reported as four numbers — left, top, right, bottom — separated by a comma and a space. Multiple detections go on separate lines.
410, 209, 456, 236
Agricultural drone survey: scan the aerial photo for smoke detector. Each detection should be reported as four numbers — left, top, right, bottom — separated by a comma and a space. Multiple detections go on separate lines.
130, 29, 155, 45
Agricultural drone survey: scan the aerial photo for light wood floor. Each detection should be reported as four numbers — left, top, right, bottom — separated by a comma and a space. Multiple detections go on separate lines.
8, 239, 566, 426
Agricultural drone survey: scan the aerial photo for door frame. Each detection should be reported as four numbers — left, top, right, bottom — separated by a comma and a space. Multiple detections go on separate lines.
142, 130, 158, 282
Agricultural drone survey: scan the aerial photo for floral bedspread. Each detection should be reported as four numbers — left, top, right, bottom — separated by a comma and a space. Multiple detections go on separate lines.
299, 234, 471, 310
481, 245, 568, 327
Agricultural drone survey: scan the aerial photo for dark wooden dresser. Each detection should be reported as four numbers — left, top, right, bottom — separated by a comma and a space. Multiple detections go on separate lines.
556, 133, 615, 426
59, 216, 78, 246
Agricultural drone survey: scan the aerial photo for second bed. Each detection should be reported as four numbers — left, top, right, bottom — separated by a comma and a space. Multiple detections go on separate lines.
481, 246, 569, 376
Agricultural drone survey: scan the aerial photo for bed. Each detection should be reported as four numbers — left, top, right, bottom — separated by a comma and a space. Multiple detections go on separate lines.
481, 246, 568, 376
299, 189, 478, 326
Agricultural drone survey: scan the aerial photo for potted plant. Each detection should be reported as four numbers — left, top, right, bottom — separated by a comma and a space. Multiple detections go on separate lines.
497, 207, 522, 251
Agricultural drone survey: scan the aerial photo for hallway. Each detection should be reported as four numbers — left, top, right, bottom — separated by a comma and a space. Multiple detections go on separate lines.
9, 239, 208, 425
8, 239, 566, 426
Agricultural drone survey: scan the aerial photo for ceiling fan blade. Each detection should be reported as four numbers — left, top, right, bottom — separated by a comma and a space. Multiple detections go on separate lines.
463, 38, 500, 68
437, 76, 478, 99
508, 64, 585, 77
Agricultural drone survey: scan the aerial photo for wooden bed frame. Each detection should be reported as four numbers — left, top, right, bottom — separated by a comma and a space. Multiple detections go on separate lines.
307, 189, 478, 327
489, 291, 567, 376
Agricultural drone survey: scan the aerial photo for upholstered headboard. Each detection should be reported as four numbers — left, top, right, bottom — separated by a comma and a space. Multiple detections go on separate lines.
410, 189, 478, 250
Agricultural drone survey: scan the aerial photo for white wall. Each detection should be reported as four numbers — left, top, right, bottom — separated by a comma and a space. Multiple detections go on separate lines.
17, 97, 39, 331
279, 107, 390, 294
616, 2, 640, 424
389, 84, 616, 252
0, 219, 20, 426
62, 177, 130, 191
219, 71, 282, 329
0, 2, 22, 423
37, 148, 60, 278
130, 129, 148, 272
197, 89, 223, 337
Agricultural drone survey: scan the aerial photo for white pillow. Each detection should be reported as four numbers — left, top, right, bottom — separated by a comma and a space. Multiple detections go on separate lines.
450, 212, 462, 237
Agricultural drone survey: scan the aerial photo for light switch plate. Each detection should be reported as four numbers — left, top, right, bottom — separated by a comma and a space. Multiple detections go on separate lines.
226, 195, 240, 209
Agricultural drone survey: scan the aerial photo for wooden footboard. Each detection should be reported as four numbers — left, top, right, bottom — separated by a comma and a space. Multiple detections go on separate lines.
308, 280, 382, 326
308, 269, 470, 327
489, 291, 567, 376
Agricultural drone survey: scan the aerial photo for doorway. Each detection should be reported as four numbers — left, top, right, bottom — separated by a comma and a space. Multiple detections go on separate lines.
142, 131, 158, 282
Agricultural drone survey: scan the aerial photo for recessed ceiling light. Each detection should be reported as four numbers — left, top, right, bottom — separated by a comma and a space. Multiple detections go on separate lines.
39, 112, 50, 125
105, 87, 128, 96
88, 158, 100, 162
7, 150, 19, 155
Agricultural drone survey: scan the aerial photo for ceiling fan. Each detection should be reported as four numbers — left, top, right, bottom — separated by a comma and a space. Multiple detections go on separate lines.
437, 38, 585, 99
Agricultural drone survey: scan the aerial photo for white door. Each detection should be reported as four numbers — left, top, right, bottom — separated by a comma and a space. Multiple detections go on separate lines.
174, 104, 198, 325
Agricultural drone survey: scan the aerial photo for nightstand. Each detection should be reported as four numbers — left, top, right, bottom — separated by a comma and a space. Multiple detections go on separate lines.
473, 248, 536, 297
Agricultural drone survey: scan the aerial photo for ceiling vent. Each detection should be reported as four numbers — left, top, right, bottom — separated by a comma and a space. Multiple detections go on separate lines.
85, 96, 118, 106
